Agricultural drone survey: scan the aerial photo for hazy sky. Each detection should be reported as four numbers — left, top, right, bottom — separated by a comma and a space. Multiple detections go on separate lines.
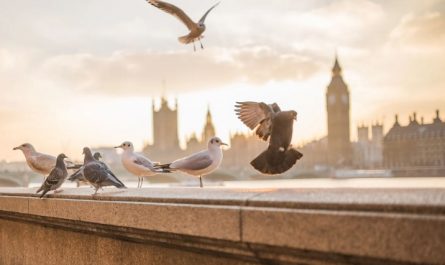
1, 0, 444, 161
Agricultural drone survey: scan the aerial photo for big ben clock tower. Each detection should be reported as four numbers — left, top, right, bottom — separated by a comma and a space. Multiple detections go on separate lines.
326, 56, 352, 167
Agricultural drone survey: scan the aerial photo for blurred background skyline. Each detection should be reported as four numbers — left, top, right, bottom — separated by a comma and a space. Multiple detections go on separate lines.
1, 0, 444, 161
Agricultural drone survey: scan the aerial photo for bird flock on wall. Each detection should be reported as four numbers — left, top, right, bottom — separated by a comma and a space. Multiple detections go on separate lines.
14, 102, 303, 197
12, 1, 304, 198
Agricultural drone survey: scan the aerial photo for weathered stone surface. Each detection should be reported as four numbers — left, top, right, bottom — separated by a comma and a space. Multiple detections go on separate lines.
0, 187, 445, 265
241, 207, 445, 264
27, 198, 241, 241
0, 219, 254, 265
0, 196, 28, 213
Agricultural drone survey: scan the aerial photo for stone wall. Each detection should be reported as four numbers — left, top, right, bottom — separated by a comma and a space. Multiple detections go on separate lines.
1, 187, 445, 265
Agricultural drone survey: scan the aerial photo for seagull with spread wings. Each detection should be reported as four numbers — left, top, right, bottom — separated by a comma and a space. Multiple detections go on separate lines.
235, 102, 303, 175
146, 0, 220, 51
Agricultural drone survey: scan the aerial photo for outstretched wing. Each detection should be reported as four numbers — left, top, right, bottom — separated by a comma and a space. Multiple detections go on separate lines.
147, 0, 196, 31
198, 2, 220, 24
235, 101, 280, 141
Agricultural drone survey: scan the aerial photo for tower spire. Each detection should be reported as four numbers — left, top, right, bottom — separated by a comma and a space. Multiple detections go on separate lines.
332, 54, 342, 76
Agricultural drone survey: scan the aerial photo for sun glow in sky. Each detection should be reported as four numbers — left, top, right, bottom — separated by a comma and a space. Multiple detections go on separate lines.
1, 0, 444, 161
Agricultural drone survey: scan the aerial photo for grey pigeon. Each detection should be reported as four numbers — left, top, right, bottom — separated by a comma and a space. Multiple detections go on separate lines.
36, 153, 69, 198
147, 0, 220, 51
235, 101, 303, 175
68, 152, 103, 184
81, 147, 126, 194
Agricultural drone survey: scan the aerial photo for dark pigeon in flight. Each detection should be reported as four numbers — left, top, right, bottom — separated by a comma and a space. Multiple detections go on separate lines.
81, 147, 126, 194
36, 153, 69, 198
235, 101, 303, 174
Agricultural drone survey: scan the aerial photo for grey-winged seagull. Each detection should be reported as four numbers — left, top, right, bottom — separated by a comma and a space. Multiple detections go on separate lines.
13, 143, 78, 178
156, 136, 227, 187
146, 0, 220, 51
235, 101, 303, 175
13, 143, 58, 178
115, 141, 160, 188
36, 153, 69, 198
81, 147, 126, 194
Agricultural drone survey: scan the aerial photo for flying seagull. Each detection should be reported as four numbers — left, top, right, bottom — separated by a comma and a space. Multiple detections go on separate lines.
156, 137, 227, 187
115, 141, 161, 188
81, 147, 126, 194
235, 102, 303, 175
146, 0, 220, 51
36, 153, 69, 198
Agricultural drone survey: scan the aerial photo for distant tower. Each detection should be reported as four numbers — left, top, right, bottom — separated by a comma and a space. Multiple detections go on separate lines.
152, 96, 179, 151
357, 125, 369, 143
371, 123, 383, 144
202, 106, 216, 143
326, 55, 352, 167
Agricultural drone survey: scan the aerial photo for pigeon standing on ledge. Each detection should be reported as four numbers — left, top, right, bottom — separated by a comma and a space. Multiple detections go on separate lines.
81, 147, 126, 194
156, 137, 227, 187
36, 153, 69, 198
146, 0, 220, 51
235, 102, 303, 175
68, 152, 103, 185
115, 141, 160, 188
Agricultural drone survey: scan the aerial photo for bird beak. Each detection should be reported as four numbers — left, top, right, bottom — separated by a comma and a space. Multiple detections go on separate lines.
114, 145, 121, 149
12, 146, 19, 150
221, 142, 229, 146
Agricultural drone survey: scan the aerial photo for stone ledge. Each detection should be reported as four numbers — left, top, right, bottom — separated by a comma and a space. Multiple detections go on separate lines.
1, 187, 445, 265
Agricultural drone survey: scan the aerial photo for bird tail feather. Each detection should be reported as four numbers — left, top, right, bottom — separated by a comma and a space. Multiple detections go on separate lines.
178, 35, 193, 44
104, 172, 126, 189
251, 147, 303, 175
154, 163, 172, 173
39, 188, 49, 199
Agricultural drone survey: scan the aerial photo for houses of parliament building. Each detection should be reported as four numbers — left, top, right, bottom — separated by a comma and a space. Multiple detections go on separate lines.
140, 55, 444, 177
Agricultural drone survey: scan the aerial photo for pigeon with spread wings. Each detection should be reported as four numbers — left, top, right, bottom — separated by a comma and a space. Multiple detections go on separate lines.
146, 0, 220, 51
235, 102, 303, 175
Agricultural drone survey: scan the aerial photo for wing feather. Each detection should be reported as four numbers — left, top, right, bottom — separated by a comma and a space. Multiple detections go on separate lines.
147, 0, 196, 31
171, 151, 213, 171
235, 101, 280, 141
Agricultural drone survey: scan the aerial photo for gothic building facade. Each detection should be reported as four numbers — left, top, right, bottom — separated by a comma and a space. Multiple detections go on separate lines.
353, 123, 384, 169
326, 56, 352, 167
384, 110, 445, 169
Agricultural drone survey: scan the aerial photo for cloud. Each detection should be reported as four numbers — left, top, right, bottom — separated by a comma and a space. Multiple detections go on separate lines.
40, 47, 320, 95
389, 12, 445, 51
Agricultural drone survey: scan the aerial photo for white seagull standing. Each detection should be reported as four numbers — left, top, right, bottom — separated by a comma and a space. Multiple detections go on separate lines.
13, 143, 57, 178
156, 137, 227, 188
146, 0, 220, 51
115, 141, 161, 188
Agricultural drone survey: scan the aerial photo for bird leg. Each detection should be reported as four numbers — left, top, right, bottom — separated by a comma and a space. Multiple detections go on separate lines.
93, 185, 99, 195
193, 41, 196, 52
141, 177, 144, 188
199, 176, 203, 188
199, 39, 204, 49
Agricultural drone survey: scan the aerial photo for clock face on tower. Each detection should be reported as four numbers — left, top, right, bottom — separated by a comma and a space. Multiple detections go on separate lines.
328, 94, 336, 105
341, 94, 348, 104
